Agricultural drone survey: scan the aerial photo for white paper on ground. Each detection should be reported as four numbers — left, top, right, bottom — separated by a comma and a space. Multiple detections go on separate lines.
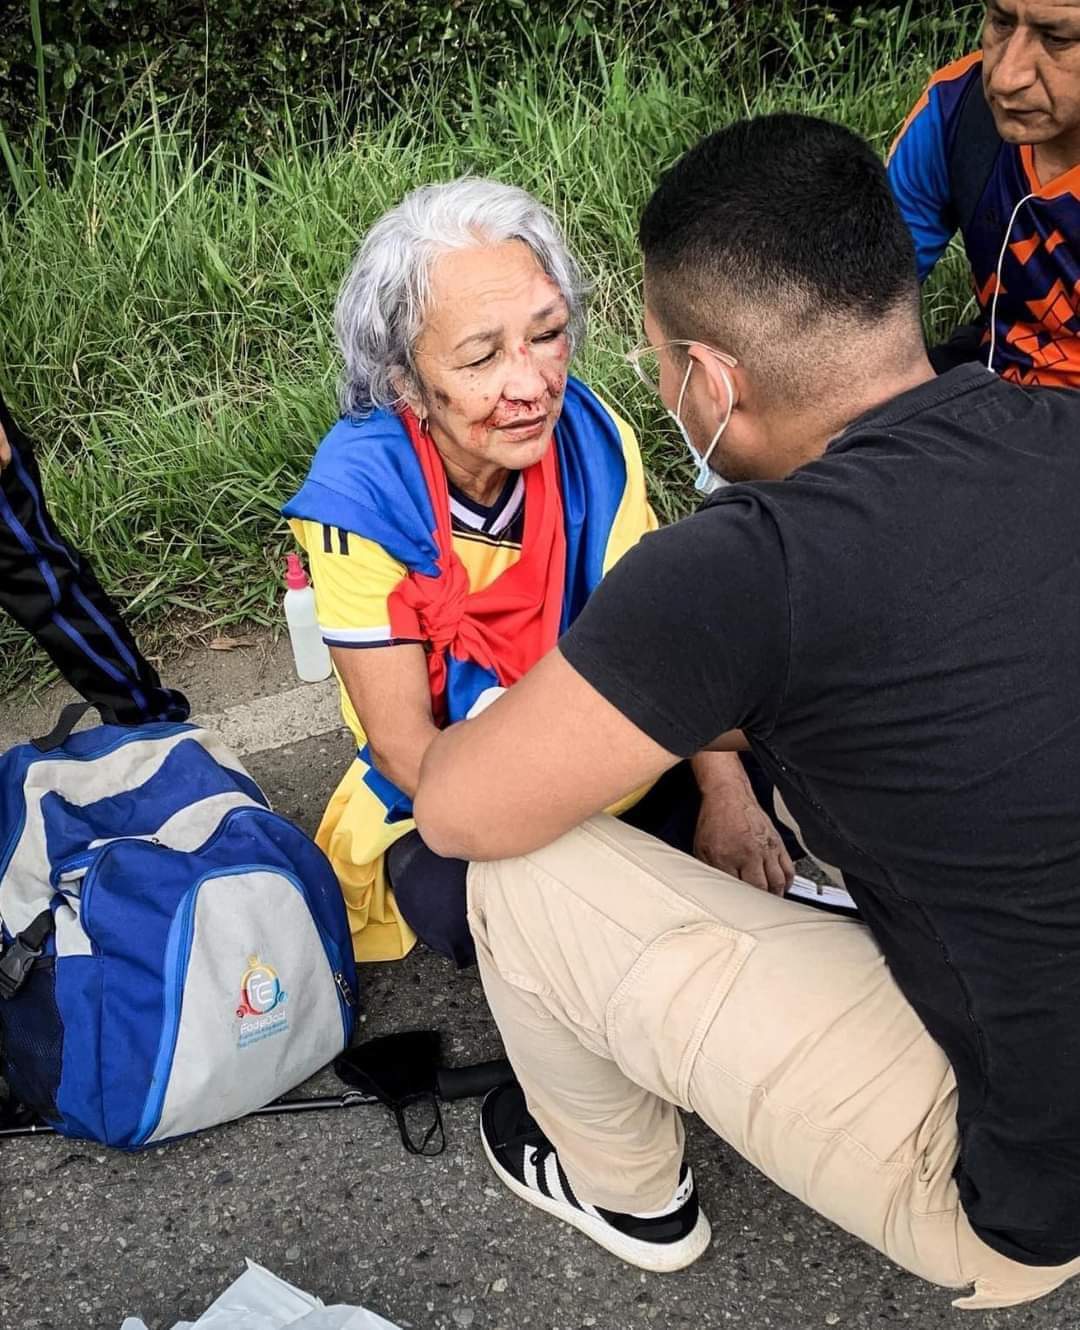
185, 1260, 320, 1328
293, 1309, 405, 1330
787, 873, 859, 913
122, 1259, 403, 1330
121, 1322, 193, 1330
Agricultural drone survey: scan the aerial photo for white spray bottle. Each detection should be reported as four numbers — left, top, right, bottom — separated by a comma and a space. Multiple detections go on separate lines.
283, 554, 332, 682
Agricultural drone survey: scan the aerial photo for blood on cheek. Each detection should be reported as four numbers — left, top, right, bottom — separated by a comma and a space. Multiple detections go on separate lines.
432, 343, 570, 445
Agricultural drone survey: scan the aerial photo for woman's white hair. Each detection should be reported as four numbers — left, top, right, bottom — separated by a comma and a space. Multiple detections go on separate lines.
334, 177, 588, 417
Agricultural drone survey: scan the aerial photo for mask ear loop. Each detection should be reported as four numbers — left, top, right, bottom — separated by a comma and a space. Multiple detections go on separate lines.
675, 358, 694, 419
698, 364, 737, 469
987, 190, 1037, 376
394, 1094, 446, 1157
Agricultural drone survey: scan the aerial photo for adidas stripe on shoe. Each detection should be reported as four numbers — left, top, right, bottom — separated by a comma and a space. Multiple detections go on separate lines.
480, 1082, 711, 1272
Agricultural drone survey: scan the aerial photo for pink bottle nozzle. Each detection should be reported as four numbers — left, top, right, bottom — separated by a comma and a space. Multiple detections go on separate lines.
285, 553, 309, 591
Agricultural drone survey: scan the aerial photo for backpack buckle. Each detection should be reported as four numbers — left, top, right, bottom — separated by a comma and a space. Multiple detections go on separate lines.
0, 910, 54, 999
0, 936, 43, 999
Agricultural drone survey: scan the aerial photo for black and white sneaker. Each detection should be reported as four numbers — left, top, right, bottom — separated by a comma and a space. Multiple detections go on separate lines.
480, 1082, 711, 1272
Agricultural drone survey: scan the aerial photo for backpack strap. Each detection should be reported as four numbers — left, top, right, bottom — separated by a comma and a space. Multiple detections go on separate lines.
31, 700, 120, 753
947, 73, 1002, 235
0, 908, 53, 1000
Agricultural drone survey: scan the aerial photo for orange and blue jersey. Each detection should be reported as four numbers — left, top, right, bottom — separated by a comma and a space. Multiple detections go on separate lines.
282, 377, 656, 961
889, 53, 1080, 388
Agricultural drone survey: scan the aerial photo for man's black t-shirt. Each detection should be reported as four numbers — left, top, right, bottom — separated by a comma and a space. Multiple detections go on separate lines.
560, 365, 1080, 1267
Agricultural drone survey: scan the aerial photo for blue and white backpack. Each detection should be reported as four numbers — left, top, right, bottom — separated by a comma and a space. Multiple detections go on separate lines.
0, 706, 357, 1148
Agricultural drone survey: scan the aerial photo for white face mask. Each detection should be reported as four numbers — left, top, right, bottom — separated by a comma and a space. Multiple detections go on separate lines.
669, 359, 735, 494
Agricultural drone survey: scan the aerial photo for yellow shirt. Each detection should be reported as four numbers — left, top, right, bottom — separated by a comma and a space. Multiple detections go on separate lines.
290, 398, 657, 962
292, 469, 527, 747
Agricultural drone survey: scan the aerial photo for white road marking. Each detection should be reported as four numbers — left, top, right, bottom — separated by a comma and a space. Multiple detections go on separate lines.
197, 679, 343, 757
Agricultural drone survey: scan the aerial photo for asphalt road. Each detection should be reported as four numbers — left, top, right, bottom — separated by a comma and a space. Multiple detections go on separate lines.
1, 651, 1079, 1329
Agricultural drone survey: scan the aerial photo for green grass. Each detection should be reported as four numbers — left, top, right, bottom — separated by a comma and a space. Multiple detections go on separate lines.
0, 3, 981, 692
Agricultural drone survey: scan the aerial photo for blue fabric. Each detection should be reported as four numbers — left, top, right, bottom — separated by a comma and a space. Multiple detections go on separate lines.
283, 412, 441, 576
0, 724, 187, 886
358, 743, 413, 824
282, 378, 628, 624
42, 738, 267, 876
553, 381, 629, 633
444, 657, 501, 729
3, 445, 150, 716
888, 77, 959, 282
53, 956, 105, 1139
82, 837, 180, 1143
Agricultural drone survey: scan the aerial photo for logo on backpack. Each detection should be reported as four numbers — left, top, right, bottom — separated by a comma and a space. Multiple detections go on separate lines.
236, 954, 290, 1047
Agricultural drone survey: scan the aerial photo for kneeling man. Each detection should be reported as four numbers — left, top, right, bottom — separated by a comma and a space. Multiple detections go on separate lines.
414, 114, 1080, 1310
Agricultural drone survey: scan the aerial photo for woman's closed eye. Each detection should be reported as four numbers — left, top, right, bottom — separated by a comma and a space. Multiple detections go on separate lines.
460, 326, 568, 370
462, 349, 497, 369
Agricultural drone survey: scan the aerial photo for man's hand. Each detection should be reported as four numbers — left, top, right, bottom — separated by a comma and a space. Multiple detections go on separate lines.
0, 421, 10, 470
691, 751, 794, 894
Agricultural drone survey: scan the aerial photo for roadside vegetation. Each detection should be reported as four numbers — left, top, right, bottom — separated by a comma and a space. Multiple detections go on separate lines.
0, 4, 981, 688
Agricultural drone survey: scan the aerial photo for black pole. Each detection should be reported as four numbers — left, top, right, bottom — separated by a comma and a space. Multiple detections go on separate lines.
0, 1089, 380, 1139
1, 1049, 514, 1142
0, 1120, 56, 1139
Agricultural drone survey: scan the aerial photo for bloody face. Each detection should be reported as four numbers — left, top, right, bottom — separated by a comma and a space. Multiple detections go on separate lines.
408, 240, 571, 495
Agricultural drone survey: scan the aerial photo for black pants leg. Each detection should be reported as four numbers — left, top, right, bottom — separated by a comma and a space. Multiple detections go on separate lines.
0, 392, 189, 724
387, 832, 475, 968
928, 322, 987, 375
619, 761, 701, 854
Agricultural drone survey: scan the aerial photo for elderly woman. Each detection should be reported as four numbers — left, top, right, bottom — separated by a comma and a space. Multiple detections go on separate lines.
285, 178, 792, 965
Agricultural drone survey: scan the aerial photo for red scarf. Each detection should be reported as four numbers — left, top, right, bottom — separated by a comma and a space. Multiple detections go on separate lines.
387, 410, 567, 722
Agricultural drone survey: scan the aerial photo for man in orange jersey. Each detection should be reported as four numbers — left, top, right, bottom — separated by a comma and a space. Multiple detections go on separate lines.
888, 1, 1080, 386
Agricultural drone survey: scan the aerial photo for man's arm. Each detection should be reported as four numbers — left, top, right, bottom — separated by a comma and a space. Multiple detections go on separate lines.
415, 502, 788, 861
414, 648, 679, 860
887, 74, 959, 283
0, 419, 10, 468
415, 647, 750, 862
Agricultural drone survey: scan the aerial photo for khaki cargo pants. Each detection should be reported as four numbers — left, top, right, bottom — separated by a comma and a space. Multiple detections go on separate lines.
466, 815, 1080, 1310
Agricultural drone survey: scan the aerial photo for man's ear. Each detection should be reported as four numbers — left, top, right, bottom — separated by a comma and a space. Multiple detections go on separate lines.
689, 344, 740, 419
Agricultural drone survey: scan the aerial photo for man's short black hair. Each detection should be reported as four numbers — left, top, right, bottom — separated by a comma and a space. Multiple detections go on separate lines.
639, 114, 920, 398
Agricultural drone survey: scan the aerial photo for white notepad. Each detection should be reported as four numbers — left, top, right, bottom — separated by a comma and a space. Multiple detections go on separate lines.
787, 873, 859, 913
